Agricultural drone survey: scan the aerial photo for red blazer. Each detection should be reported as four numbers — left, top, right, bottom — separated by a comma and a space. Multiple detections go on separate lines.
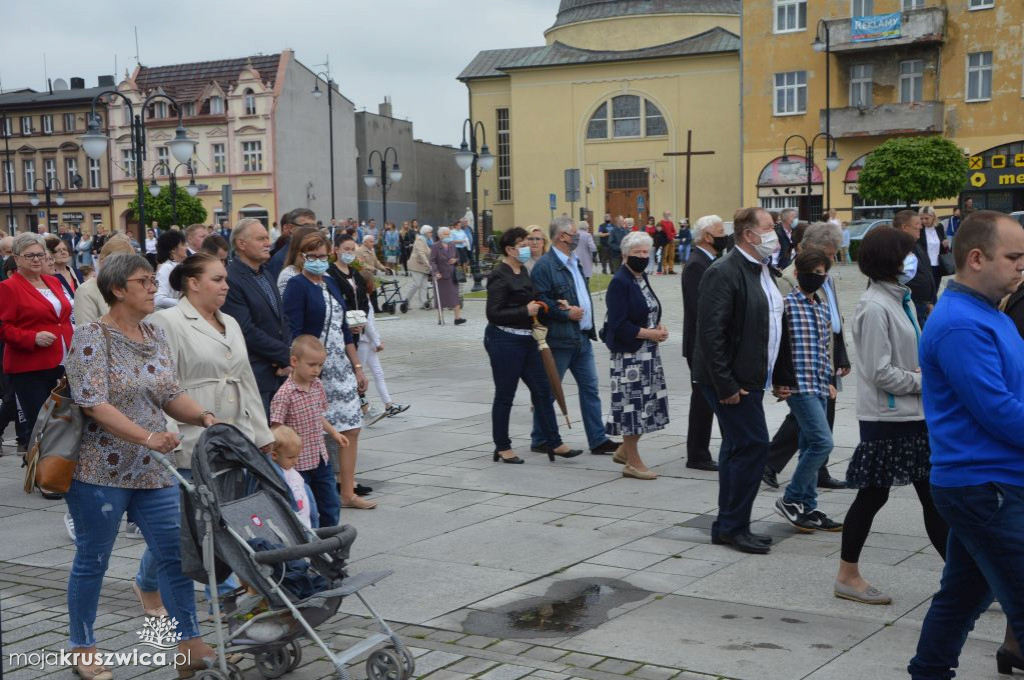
0, 272, 74, 374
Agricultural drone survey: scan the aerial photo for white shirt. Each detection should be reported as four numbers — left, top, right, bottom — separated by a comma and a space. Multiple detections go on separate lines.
38, 288, 69, 362
738, 247, 784, 389
155, 260, 180, 309
145, 238, 157, 255
282, 467, 312, 529
925, 226, 941, 266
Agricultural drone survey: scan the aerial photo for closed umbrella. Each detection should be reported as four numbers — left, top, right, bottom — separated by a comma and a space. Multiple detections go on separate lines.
531, 301, 570, 428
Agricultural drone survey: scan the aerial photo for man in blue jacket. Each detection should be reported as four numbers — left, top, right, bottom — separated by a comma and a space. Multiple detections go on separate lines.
530, 216, 620, 456
910, 210, 1024, 679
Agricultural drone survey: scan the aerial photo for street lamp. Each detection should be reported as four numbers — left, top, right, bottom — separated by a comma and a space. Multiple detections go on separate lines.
81, 90, 197, 246
362, 147, 402, 230
1, 111, 13, 231
812, 18, 834, 213
148, 160, 199, 225
311, 68, 336, 218
781, 132, 842, 221
30, 175, 81, 232
453, 118, 494, 291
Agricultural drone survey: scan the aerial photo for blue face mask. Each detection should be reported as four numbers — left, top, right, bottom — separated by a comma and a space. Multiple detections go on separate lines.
517, 246, 531, 263
443, 237, 454, 244
898, 253, 918, 284
340, 252, 356, 265
303, 259, 329, 276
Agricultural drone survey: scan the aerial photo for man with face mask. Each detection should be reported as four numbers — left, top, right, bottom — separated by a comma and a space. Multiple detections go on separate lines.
692, 207, 792, 554
681, 215, 729, 472
530, 215, 621, 456
894, 209, 936, 325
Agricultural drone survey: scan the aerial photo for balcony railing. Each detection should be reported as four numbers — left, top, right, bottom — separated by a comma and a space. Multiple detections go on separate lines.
822, 7, 946, 54
821, 101, 944, 138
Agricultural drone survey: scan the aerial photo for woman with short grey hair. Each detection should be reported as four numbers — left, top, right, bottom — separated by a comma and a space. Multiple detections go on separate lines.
430, 226, 465, 324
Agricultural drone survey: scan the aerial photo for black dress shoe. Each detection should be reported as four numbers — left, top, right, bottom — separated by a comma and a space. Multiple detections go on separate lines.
354, 483, 373, 497
454, 318, 467, 325
539, 446, 584, 461
817, 476, 847, 490
686, 459, 719, 472
590, 439, 621, 455
713, 533, 771, 555
493, 451, 524, 464
748, 531, 774, 545
997, 645, 1024, 675
762, 468, 780, 489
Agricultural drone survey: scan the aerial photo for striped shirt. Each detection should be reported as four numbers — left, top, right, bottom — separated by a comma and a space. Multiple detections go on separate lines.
784, 288, 832, 397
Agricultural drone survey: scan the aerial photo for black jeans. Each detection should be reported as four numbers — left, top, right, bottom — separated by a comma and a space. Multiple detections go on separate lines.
766, 376, 837, 480
701, 385, 770, 538
11, 366, 65, 447
0, 345, 18, 437
685, 357, 717, 464
484, 324, 563, 452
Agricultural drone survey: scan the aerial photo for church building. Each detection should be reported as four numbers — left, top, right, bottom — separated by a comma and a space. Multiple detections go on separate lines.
459, 0, 742, 231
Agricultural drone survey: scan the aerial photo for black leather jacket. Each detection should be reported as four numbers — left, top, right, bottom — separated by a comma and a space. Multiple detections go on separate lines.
692, 248, 793, 399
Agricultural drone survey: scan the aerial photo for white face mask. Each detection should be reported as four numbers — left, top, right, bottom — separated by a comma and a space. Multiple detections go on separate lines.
752, 229, 779, 261
898, 253, 918, 284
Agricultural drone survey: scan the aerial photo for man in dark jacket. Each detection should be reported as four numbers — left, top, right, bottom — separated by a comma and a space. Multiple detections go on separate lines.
682, 215, 728, 472
693, 207, 792, 555
531, 216, 620, 455
773, 208, 798, 270
267, 208, 317, 280
223, 217, 292, 416
894, 209, 936, 325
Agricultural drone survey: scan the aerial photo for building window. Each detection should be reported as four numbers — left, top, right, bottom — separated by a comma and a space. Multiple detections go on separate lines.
66, 158, 79, 187
900, 60, 925, 103
586, 102, 608, 139
774, 0, 806, 32
2, 161, 14, 192
41, 115, 53, 135
902, 0, 924, 8
123, 105, 132, 125
1, 117, 10, 137
850, 64, 874, 107
23, 160, 35, 189
968, 0, 994, 8
209, 96, 224, 114
157, 147, 169, 174
496, 108, 511, 202
212, 143, 226, 174
181, 102, 195, 117
6, 214, 15, 232
611, 95, 641, 138
44, 158, 57, 185
244, 89, 256, 115
774, 71, 807, 115
152, 101, 168, 118
20, 116, 32, 135
242, 141, 262, 172
63, 112, 76, 132
645, 100, 667, 136
967, 52, 993, 101
587, 97, 669, 139
851, 0, 874, 14
88, 157, 101, 188
122, 149, 135, 178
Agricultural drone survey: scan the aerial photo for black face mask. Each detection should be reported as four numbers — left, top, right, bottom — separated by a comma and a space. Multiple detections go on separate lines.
797, 272, 827, 294
626, 255, 649, 273
712, 235, 729, 252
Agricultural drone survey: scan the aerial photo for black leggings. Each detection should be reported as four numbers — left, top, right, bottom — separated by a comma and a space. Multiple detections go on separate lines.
840, 480, 949, 563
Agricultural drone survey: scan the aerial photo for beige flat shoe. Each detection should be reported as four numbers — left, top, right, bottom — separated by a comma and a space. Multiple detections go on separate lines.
342, 497, 378, 510
612, 447, 627, 465
622, 464, 657, 480
834, 580, 892, 605
132, 581, 168, 618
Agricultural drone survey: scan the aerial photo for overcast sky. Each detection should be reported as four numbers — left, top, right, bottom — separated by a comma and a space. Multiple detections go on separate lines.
2, 0, 555, 147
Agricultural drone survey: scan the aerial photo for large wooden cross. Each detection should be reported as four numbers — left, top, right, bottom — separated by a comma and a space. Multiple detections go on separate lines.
663, 130, 716, 221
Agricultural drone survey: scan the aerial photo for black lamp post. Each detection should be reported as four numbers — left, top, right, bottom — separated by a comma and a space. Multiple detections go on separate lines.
1, 111, 13, 231
362, 147, 402, 229
149, 160, 199, 226
453, 119, 495, 292
30, 175, 80, 232
782, 133, 842, 221
812, 19, 834, 212
81, 91, 196, 246
312, 71, 336, 218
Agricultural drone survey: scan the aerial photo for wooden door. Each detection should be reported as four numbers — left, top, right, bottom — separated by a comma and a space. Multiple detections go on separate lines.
604, 169, 649, 224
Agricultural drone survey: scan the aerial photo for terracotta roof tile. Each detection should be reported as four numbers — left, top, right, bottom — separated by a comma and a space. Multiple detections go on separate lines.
135, 54, 282, 103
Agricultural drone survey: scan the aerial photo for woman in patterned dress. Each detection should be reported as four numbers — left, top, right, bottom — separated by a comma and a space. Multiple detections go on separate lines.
282, 232, 374, 509
602, 231, 669, 481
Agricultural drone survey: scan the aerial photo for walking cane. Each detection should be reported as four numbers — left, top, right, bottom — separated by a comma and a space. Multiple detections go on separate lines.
433, 274, 445, 325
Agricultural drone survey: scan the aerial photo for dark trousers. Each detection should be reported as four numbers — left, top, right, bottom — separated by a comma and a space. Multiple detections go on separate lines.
11, 366, 64, 447
598, 246, 610, 274
685, 357, 717, 464
909, 482, 1024, 679
701, 385, 769, 538
484, 324, 562, 452
0, 345, 18, 436
609, 251, 622, 273
766, 376, 837, 480
299, 457, 340, 528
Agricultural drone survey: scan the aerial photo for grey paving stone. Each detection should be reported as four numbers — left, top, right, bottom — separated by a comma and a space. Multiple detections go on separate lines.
587, 549, 666, 570
477, 664, 535, 680
594, 658, 642, 674
423, 672, 474, 680
527, 672, 571, 680
630, 665, 680, 680
557, 653, 604, 669
413, 651, 466, 676
448, 657, 502, 675
454, 634, 500, 649
517, 646, 569, 663
488, 640, 533, 656
427, 629, 467, 643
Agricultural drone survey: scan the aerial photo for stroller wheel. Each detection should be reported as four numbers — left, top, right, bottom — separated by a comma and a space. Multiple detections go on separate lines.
390, 644, 415, 680
192, 671, 228, 680
399, 301, 409, 313
284, 640, 303, 671
254, 647, 291, 679
366, 648, 403, 680
226, 663, 245, 680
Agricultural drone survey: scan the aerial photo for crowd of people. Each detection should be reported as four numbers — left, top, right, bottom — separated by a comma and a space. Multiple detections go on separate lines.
0, 197, 1022, 680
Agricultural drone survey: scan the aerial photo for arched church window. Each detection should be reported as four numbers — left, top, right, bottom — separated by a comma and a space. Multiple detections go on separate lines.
645, 100, 667, 136
612, 95, 641, 138
586, 96, 668, 140
586, 102, 608, 139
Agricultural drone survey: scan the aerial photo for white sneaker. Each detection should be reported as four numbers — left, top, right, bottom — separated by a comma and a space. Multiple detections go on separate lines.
125, 521, 145, 538
64, 512, 76, 542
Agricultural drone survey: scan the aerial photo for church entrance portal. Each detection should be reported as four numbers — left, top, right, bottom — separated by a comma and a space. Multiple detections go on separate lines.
605, 169, 650, 224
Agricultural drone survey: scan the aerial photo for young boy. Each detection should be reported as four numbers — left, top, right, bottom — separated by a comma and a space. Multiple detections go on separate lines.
271, 425, 316, 530
270, 335, 349, 528
774, 249, 844, 533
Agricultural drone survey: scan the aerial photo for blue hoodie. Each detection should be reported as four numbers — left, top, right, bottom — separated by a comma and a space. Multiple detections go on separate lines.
920, 282, 1024, 488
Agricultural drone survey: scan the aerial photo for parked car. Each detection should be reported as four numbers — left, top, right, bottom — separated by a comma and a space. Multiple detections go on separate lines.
847, 218, 892, 242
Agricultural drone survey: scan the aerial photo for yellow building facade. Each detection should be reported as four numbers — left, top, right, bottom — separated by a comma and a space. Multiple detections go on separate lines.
742, 0, 1024, 220
460, 0, 742, 231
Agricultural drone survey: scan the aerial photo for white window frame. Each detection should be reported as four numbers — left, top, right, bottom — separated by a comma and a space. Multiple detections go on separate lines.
611, 95, 642, 139
850, 64, 874, 107
6, 214, 15, 232
212, 143, 226, 174
66, 158, 78, 187
2, 160, 14, 193
88, 157, 101, 188
967, 51, 993, 102
20, 116, 32, 135
41, 115, 53, 135
23, 160, 35, 189
586, 102, 608, 140
773, 71, 807, 115
1, 117, 10, 137
63, 112, 76, 132
181, 102, 195, 117
153, 101, 168, 118
44, 158, 57, 185
156, 147, 169, 174
242, 141, 262, 172
902, 0, 924, 9
774, 0, 807, 33
968, 0, 994, 9
209, 96, 224, 115
900, 60, 925, 103
851, 0, 874, 14
244, 90, 257, 116
121, 149, 135, 178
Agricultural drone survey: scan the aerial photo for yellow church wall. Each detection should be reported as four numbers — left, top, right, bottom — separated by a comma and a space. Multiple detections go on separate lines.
544, 14, 740, 51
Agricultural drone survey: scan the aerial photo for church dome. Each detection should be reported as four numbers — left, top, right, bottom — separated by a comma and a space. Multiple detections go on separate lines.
551, 0, 740, 31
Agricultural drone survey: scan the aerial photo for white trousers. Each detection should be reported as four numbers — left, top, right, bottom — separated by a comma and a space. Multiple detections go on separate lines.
358, 337, 392, 405
407, 271, 430, 305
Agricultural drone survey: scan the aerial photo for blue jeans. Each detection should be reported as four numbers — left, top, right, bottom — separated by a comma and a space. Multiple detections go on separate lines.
485, 325, 563, 451
66, 480, 200, 647
531, 337, 609, 450
909, 482, 1024, 679
782, 393, 833, 512
137, 468, 238, 599
679, 243, 691, 263
301, 456, 340, 528
701, 386, 769, 539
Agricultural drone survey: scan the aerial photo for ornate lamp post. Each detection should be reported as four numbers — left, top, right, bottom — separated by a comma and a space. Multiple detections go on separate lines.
30, 175, 81, 232
782, 133, 842, 221
453, 119, 494, 291
312, 69, 337, 218
812, 19, 835, 213
362, 147, 402, 229
148, 160, 199, 226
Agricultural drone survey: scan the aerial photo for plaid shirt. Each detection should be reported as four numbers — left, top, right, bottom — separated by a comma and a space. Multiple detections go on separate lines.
784, 288, 832, 397
269, 377, 329, 472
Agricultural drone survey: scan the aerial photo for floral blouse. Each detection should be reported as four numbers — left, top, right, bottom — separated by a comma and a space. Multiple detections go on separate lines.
65, 322, 182, 489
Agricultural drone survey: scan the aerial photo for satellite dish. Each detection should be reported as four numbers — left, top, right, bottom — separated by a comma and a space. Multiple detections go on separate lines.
53, 78, 69, 91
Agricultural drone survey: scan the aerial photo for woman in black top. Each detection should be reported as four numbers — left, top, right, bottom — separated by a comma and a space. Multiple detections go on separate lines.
485, 228, 582, 464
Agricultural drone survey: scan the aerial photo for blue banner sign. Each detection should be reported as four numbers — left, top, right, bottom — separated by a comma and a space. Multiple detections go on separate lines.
851, 13, 901, 42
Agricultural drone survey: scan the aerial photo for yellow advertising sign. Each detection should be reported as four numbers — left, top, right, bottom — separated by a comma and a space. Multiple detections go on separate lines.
970, 172, 987, 187
968, 156, 983, 170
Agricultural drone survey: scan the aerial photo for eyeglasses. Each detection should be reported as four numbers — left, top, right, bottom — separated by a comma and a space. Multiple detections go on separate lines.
125, 276, 159, 290
303, 254, 329, 263
19, 252, 46, 260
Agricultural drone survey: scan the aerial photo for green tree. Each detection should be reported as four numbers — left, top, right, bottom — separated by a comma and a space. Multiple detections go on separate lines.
128, 185, 207, 229
857, 136, 968, 207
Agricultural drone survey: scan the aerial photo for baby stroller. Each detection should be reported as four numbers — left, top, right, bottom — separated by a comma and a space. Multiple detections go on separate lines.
376, 278, 409, 314
159, 424, 414, 680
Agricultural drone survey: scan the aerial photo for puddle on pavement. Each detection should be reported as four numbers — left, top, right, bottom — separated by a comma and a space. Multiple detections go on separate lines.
461, 578, 650, 639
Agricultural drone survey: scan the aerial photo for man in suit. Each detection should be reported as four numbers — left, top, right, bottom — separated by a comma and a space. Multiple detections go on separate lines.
773, 208, 798, 270
681, 215, 729, 472
222, 217, 292, 416
267, 208, 317, 280
184, 223, 209, 256
530, 215, 620, 456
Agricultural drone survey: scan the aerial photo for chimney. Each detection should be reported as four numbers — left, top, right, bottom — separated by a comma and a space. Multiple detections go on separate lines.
97, 75, 115, 87
378, 96, 392, 118
70, 77, 85, 89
